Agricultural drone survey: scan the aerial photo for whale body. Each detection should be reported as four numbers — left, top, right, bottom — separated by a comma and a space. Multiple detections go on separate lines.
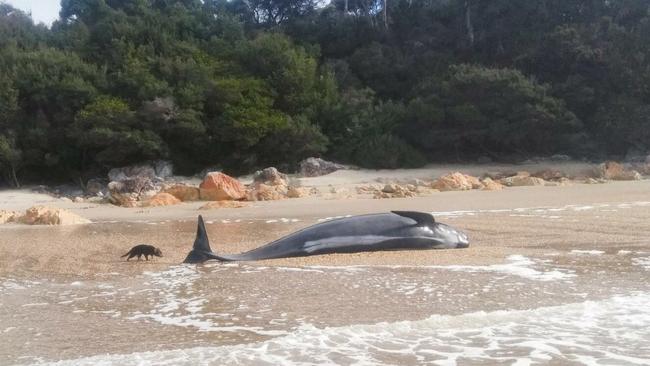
183, 211, 469, 263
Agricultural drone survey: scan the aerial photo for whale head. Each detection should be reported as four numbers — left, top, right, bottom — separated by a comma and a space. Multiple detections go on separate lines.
393, 211, 469, 249
412, 222, 469, 249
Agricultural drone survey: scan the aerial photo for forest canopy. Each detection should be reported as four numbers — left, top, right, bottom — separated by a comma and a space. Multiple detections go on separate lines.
1, 0, 649, 185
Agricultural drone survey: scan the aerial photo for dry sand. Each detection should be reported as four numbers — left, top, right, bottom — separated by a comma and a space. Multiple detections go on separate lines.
1, 162, 649, 277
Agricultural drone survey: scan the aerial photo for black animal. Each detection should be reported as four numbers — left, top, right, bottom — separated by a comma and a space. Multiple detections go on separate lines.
121, 244, 163, 261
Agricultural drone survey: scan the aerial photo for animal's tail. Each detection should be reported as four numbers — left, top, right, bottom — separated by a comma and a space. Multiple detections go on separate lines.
120, 250, 131, 258
183, 215, 228, 263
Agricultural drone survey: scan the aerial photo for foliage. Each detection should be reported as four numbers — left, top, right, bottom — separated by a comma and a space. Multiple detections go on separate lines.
1, 0, 650, 184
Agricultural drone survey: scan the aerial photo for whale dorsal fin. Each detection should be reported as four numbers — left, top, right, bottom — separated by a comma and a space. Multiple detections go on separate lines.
193, 215, 212, 252
392, 211, 435, 226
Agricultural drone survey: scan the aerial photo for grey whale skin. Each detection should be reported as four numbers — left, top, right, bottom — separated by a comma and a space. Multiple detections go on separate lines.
183, 211, 469, 263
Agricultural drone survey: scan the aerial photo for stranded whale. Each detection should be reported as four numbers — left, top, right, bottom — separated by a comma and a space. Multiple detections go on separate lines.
183, 211, 469, 263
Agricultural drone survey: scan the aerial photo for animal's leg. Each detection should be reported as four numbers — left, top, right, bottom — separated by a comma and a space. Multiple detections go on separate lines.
127, 253, 135, 261
137, 253, 142, 260
145, 254, 149, 261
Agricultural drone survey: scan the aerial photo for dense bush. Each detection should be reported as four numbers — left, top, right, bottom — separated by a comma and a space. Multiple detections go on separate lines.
1, 0, 650, 186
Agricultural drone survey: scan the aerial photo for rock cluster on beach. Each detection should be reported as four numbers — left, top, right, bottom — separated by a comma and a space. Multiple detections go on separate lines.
31, 157, 650, 208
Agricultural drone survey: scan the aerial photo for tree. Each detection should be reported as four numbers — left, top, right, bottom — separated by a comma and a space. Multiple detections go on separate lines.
0, 134, 22, 187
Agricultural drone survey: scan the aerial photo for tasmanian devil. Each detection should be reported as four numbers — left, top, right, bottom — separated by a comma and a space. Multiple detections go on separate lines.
121, 244, 163, 261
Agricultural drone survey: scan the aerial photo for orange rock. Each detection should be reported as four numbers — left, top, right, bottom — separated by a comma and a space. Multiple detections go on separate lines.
598, 161, 641, 181
287, 186, 309, 198
164, 184, 200, 201
19, 206, 91, 225
0, 210, 19, 224
432, 172, 473, 191
246, 183, 285, 201
199, 172, 246, 201
199, 201, 248, 210
481, 178, 504, 191
143, 193, 181, 207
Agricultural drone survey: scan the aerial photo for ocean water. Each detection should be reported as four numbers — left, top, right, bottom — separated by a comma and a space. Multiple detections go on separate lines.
3, 249, 649, 366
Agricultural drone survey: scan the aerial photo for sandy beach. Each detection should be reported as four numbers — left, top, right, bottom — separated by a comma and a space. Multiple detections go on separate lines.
2, 164, 650, 365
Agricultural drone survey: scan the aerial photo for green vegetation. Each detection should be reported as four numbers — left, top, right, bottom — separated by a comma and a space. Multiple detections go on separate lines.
1, 1, 649, 185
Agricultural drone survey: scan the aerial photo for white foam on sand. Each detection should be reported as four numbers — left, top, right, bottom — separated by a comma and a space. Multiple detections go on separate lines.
307, 255, 575, 282
570, 250, 605, 255
31, 293, 650, 366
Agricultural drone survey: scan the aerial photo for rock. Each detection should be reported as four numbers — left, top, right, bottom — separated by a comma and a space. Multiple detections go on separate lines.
481, 178, 504, 191
373, 184, 416, 199
431, 172, 473, 191
287, 186, 309, 198
382, 184, 398, 193
0, 210, 19, 224
108, 164, 156, 182
598, 161, 642, 181
73, 196, 85, 203
483, 171, 517, 181
532, 169, 566, 181
163, 184, 200, 202
500, 175, 546, 187
253, 167, 288, 186
199, 172, 246, 201
406, 184, 417, 192
199, 201, 248, 210
19, 206, 91, 225
246, 183, 285, 201
515, 171, 531, 178
142, 192, 181, 207
154, 160, 174, 179
86, 178, 107, 196
108, 177, 159, 207
299, 157, 347, 177
464, 175, 484, 189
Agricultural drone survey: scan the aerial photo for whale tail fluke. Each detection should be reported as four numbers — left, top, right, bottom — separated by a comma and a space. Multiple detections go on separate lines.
183, 215, 222, 263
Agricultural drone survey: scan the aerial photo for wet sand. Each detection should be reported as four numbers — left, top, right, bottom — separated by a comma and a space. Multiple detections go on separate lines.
1, 179, 650, 275
1, 174, 650, 365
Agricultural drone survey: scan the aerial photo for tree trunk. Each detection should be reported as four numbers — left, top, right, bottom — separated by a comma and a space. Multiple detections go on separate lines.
383, 0, 388, 29
465, 0, 474, 47
10, 166, 19, 188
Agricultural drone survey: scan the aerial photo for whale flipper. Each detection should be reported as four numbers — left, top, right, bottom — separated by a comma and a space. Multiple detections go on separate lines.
183, 215, 221, 263
391, 211, 435, 225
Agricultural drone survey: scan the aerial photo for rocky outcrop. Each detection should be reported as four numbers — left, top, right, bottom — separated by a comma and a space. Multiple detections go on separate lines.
373, 184, 417, 199
108, 160, 172, 182
500, 173, 546, 187
287, 186, 310, 198
246, 183, 285, 201
142, 193, 181, 207
432, 172, 475, 191
199, 172, 246, 201
163, 184, 200, 202
299, 157, 347, 177
108, 177, 159, 207
19, 206, 91, 225
597, 161, 642, 181
532, 169, 566, 181
253, 167, 288, 186
0, 210, 19, 224
481, 178, 504, 191
199, 201, 248, 210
